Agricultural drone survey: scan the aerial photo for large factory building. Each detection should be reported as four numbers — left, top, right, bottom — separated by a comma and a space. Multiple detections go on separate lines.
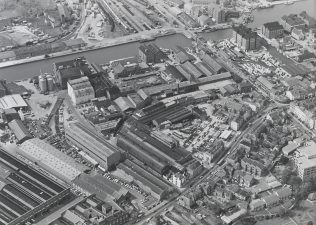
0, 148, 71, 225
117, 119, 191, 174
65, 122, 121, 171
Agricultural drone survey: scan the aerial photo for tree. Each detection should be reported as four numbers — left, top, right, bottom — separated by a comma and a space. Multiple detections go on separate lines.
281, 169, 293, 184
288, 176, 302, 188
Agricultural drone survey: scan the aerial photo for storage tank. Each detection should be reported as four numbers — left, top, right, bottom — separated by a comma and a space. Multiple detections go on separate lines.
46, 75, 54, 91
38, 75, 47, 92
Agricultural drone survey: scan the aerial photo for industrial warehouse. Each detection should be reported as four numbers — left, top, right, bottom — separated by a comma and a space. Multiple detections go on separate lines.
1, 1, 316, 221
0, 148, 71, 225
65, 122, 121, 171
117, 119, 192, 174
18, 138, 89, 183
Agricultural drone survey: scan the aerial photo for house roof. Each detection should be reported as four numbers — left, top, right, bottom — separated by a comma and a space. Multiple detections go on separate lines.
275, 186, 292, 198
299, 11, 316, 25
114, 97, 135, 112
281, 14, 305, 26
292, 28, 304, 36
242, 157, 265, 170
244, 174, 254, 183
250, 199, 265, 208
8, 119, 32, 142
262, 193, 280, 204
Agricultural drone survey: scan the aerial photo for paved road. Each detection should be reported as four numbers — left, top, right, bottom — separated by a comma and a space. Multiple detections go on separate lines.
135, 105, 273, 225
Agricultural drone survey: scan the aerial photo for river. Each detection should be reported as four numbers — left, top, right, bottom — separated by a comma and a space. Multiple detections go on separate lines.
200, 0, 315, 40
0, 0, 315, 81
0, 34, 192, 81
249, 0, 316, 28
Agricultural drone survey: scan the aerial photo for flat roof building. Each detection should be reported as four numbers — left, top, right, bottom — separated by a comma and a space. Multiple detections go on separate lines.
232, 25, 260, 51
295, 141, 316, 181
139, 42, 167, 64
0, 80, 6, 98
262, 21, 284, 39
65, 122, 121, 170
53, 57, 97, 89
67, 76, 95, 105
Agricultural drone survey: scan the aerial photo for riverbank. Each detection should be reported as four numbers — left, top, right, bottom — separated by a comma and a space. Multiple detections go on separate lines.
267, 0, 304, 6
0, 28, 179, 69
249, 0, 315, 28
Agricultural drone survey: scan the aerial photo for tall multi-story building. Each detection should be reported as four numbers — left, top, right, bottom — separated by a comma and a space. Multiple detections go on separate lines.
67, 76, 95, 105
232, 26, 260, 51
295, 141, 316, 181
138, 43, 166, 64
53, 57, 97, 89
215, 8, 226, 23
241, 157, 266, 176
290, 103, 316, 130
0, 80, 7, 97
261, 21, 284, 39
214, 8, 240, 24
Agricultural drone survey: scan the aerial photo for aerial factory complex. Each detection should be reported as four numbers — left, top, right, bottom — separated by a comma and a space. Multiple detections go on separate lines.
0, 0, 315, 225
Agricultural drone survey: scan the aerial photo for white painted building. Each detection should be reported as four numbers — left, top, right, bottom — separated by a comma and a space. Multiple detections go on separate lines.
290, 104, 315, 130
295, 141, 316, 181
67, 76, 95, 105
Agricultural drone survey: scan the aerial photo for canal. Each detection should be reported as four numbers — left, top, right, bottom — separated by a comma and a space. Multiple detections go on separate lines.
0, 0, 315, 81
200, 0, 315, 40
0, 34, 193, 81
249, 0, 316, 28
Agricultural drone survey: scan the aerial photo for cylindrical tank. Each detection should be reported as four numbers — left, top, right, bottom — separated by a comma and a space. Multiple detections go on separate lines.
39, 75, 47, 92
46, 75, 54, 91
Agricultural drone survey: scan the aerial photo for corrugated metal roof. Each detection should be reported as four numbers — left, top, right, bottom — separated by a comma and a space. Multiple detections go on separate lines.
66, 122, 120, 157
0, 94, 27, 109
19, 138, 87, 182
8, 119, 32, 143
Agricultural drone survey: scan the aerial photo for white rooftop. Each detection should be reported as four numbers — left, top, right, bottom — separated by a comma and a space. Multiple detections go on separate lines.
296, 141, 316, 169
0, 94, 27, 109
298, 141, 316, 159
19, 138, 87, 181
